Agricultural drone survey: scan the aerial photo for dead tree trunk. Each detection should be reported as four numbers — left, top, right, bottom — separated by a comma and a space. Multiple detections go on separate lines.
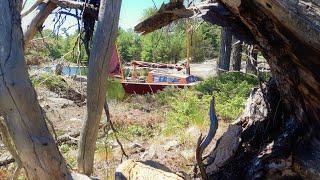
230, 36, 242, 71
77, 0, 122, 175
0, 1, 71, 179
218, 27, 232, 74
246, 45, 258, 75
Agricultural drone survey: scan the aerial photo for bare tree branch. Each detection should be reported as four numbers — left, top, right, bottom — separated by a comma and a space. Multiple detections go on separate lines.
23, 2, 57, 45
21, 0, 44, 17
22, 0, 98, 46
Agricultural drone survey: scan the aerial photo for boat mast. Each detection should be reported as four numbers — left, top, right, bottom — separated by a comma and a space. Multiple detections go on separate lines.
186, 23, 192, 75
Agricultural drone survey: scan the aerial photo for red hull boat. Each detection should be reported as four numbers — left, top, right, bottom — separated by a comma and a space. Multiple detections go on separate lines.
122, 82, 196, 95
109, 47, 199, 95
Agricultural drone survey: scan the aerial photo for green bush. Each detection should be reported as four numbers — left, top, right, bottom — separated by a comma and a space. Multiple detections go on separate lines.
157, 88, 211, 135
196, 72, 259, 121
31, 73, 68, 92
157, 72, 259, 135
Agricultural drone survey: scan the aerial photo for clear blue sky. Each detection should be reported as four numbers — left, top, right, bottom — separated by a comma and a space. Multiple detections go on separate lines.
120, 0, 169, 29
23, 0, 169, 32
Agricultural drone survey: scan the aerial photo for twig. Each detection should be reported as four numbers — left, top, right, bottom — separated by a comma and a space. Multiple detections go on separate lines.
103, 102, 128, 158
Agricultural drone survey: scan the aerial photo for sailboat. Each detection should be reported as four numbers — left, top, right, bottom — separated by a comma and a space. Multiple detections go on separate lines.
109, 46, 199, 95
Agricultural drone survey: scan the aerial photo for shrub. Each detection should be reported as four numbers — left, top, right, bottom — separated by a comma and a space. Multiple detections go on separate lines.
160, 89, 211, 135
196, 72, 259, 121
158, 72, 260, 135
31, 73, 68, 92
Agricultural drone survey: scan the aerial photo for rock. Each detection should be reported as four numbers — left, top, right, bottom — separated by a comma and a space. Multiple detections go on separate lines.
163, 140, 180, 151
47, 97, 74, 108
129, 142, 143, 149
110, 140, 119, 149
187, 126, 201, 138
115, 159, 184, 180
71, 75, 87, 83
180, 149, 194, 161
141, 144, 158, 160
71, 172, 91, 180
128, 142, 145, 154
69, 118, 81, 122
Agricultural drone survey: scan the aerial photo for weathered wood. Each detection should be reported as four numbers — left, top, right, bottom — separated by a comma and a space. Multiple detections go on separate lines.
0, 131, 81, 167
50, 0, 98, 19
0, 0, 71, 179
115, 160, 184, 180
22, 2, 57, 45
134, 1, 193, 35
246, 45, 258, 75
205, 124, 241, 175
77, 0, 122, 175
21, 0, 43, 17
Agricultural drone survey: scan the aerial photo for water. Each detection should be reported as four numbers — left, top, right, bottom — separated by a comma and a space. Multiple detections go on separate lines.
43, 66, 88, 76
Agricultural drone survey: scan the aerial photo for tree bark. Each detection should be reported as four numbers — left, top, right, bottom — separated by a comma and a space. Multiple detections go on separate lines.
77, 0, 122, 175
218, 27, 232, 74
230, 36, 242, 71
0, 1, 71, 179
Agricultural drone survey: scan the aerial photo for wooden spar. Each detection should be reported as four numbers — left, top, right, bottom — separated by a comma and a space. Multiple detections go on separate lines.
186, 25, 191, 75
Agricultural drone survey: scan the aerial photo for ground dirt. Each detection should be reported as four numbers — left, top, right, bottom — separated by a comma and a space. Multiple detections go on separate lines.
0, 66, 230, 179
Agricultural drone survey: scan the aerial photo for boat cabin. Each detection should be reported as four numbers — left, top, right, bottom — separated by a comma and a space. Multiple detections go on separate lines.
146, 70, 198, 84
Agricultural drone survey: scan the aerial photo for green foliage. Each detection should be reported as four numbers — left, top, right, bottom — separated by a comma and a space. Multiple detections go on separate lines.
163, 89, 211, 135
196, 72, 259, 121
106, 79, 125, 100
26, 30, 88, 64
196, 72, 259, 95
31, 73, 68, 92
117, 28, 142, 62
116, 8, 221, 64
155, 72, 259, 135
127, 125, 152, 137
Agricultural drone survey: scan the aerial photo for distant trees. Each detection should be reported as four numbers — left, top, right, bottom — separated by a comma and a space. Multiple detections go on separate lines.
117, 7, 221, 64
117, 21, 220, 63
26, 29, 88, 64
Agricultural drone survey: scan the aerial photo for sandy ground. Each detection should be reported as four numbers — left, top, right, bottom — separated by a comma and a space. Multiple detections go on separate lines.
190, 59, 217, 78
